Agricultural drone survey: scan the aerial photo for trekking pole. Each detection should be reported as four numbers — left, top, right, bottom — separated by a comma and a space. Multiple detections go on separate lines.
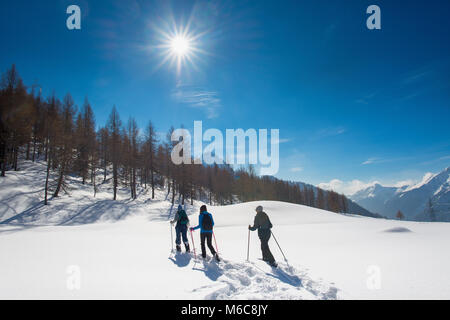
190, 229, 197, 260
170, 223, 174, 253
271, 231, 288, 263
246, 229, 250, 262
212, 231, 219, 254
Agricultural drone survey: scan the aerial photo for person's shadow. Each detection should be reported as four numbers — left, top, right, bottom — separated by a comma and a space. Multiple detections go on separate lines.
192, 259, 223, 281
169, 252, 192, 268
169, 253, 223, 282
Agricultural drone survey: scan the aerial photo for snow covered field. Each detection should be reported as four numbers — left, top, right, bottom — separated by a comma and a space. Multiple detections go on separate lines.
1, 162, 450, 299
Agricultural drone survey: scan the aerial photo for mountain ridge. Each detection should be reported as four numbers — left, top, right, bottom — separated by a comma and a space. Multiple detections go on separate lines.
350, 166, 450, 221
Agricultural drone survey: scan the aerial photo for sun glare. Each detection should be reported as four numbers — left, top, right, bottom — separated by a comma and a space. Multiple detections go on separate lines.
170, 35, 190, 57
154, 21, 207, 75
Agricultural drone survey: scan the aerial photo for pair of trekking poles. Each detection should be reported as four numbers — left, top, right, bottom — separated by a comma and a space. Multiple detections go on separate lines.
246, 228, 288, 264
170, 223, 219, 260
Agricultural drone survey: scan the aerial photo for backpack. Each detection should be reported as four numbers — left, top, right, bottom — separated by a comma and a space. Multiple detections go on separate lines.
201, 213, 213, 231
260, 212, 273, 229
178, 210, 189, 225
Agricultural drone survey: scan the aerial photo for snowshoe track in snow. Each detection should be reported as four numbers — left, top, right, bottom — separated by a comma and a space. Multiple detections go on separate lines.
191, 258, 338, 300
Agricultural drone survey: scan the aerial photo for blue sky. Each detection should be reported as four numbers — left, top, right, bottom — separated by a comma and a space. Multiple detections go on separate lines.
1, 0, 449, 194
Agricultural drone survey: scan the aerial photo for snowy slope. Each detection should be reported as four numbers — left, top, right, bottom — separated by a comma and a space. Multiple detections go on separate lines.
1, 162, 450, 299
350, 167, 450, 221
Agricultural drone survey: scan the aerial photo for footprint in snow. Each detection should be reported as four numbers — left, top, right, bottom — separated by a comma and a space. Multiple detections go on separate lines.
195, 259, 339, 300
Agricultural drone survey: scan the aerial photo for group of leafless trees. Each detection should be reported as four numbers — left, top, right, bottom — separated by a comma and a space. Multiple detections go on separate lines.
0, 65, 349, 213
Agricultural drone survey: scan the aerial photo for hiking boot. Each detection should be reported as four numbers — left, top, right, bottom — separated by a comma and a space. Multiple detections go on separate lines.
269, 261, 278, 268
214, 253, 221, 262
185, 244, 190, 253
176, 245, 181, 252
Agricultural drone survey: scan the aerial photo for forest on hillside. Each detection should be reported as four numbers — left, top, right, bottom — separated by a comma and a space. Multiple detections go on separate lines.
0, 64, 359, 215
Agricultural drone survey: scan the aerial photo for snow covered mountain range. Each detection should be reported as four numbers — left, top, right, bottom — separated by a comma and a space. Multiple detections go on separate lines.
350, 167, 450, 221
293, 181, 380, 218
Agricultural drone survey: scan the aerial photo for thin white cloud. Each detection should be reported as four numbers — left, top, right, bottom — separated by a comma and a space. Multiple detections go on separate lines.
355, 98, 369, 105
172, 85, 221, 119
362, 157, 380, 165
401, 68, 433, 85
393, 179, 415, 188
290, 167, 303, 172
312, 126, 346, 140
420, 155, 450, 166
404, 172, 436, 192
318, 179, 377, 195
355, 92, 377, 105
318, 170, 438, 196
361, 154, 420, 166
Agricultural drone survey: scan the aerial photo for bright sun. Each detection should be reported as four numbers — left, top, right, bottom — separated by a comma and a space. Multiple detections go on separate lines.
170, 35, 190, 57
154, 21, 207, 75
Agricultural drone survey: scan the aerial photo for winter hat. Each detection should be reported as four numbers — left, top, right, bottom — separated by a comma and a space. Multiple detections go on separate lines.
177, 204, 183, 211
200, 205, 207, 213
255, 205, 263, 213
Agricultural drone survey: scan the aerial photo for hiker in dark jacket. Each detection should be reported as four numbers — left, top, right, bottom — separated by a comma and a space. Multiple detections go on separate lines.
171, 204, 190, 252
249, 205, 277, 267
190, 205, 220, 261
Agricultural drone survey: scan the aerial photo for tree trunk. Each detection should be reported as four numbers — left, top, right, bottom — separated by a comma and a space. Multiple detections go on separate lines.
44, 157, 51, 205
151, 169, 155, 199
32, 138, 37, 162
26, 142, 30, 160
171, 179, 175, 204
53, 163, 65, 197
132, 168, 137, 199
44, 138, 48, 162
13, 146, 18, 171
0, 142, 6, 177
93, 171, 97, 198
113, 163, 117, 200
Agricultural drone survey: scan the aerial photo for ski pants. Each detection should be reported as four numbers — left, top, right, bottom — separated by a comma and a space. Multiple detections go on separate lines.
200, 232, 216, 258
175, 224, 188, 246
260, 234, 275, 263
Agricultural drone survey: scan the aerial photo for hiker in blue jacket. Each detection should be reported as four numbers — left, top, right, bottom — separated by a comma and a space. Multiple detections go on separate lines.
171, 204, 190, 252
190, 205, 220, 262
